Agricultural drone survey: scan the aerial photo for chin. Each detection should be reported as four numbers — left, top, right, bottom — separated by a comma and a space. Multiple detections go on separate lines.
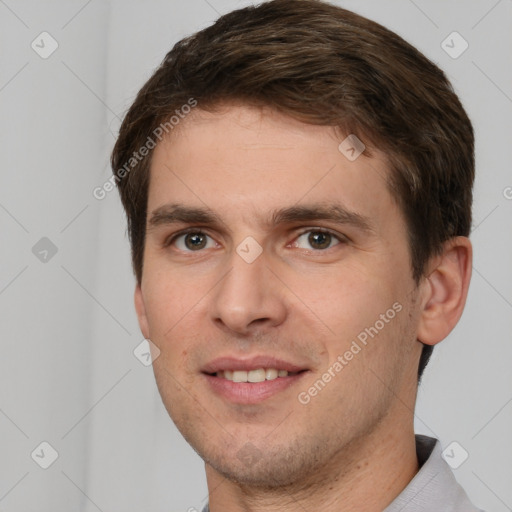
201, 438, 326, 489
209, 459, 302, 488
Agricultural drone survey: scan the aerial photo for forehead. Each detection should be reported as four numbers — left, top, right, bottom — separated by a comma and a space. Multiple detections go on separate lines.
147, 104, 400, 233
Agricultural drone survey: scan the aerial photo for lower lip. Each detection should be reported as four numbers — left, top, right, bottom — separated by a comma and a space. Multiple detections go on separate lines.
203, 372, 308, 404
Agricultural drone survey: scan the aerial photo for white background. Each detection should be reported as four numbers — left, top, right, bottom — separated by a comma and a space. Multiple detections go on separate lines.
0, 1, 511, 511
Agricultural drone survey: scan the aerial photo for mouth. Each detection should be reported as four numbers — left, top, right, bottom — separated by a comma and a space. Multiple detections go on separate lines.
201, 356, 310, 404
213, 368, 302, 383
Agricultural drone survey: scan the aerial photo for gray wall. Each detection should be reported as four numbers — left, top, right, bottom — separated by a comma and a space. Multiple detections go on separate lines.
1, 0, 510, 510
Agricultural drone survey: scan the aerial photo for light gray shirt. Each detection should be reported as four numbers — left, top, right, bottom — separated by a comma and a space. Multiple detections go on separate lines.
384, 435, 484, 511
201, 435, 485, 512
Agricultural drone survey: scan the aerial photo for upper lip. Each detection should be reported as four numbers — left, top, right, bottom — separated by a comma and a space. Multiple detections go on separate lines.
201, 355, 309, 374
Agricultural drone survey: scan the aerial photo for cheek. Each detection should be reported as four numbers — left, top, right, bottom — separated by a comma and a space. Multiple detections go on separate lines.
290, 263, 400, 340
146, 280, 193, 345
143, 271, 196, 342
142, 266, 220, 373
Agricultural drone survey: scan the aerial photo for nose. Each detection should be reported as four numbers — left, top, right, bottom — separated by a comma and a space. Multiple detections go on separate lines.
209, 247, 287, 336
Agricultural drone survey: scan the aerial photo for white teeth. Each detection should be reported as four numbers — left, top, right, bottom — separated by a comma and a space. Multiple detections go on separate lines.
265, 368, 278, 380
248, 368, 266, 383
233, 370, 248, 383
217, 368, 291, 382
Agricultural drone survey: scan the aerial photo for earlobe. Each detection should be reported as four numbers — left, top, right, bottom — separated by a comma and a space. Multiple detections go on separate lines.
417, 237, 472, 346
134, 284, 150, 339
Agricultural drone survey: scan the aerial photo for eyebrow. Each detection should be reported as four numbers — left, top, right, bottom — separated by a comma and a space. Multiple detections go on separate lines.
147, 202, 374, 234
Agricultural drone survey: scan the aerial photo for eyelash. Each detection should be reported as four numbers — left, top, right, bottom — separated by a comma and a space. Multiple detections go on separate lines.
163, 227, 347, 251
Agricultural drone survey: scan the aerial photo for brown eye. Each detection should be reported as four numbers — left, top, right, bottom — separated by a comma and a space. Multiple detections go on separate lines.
170, 231, 215, 251
294, 230, 341, 250
308, 231, 332, 249
184, 233, 207, 250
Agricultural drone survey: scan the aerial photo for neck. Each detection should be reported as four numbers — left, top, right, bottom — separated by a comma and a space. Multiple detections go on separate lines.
205, 411, 419, 512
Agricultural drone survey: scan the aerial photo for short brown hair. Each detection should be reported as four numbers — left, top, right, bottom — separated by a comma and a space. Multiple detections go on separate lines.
111, 0, 474, 381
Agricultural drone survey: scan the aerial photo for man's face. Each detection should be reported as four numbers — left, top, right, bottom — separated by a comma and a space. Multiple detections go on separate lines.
136, 104, 424, 486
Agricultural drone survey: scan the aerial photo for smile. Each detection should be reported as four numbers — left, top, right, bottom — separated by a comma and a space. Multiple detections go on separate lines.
215, 368, 300, 382
202, 356, 310, 404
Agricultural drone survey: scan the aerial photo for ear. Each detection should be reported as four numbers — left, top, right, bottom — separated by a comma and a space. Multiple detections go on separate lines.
134, 284, 150, 340
417, 236, 472, 346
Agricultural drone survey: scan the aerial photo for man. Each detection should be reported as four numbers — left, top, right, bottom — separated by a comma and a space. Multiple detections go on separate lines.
111, 1, 484, 510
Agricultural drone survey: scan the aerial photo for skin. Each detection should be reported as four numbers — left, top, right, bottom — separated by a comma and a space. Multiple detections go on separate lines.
134, 104, 472, 512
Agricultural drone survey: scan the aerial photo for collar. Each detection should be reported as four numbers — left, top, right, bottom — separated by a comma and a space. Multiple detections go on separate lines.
384, 434, 482, 511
